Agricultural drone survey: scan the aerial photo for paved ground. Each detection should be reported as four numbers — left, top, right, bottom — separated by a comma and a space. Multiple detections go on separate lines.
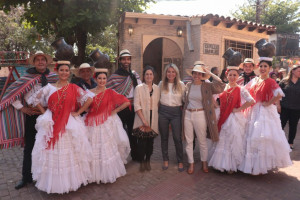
1, 124, 300, 200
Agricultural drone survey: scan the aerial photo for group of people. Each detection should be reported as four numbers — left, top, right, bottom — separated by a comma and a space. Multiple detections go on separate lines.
1, 43, 298, 194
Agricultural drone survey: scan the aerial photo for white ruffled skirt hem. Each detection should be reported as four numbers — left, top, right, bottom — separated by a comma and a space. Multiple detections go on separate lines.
86, 114, 130, 184
239, 103, 292, 175
32, 110, 92, 194
209, 112, 246, 172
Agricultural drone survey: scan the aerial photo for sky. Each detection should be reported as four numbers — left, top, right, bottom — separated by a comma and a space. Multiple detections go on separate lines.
145, 0, 246, 17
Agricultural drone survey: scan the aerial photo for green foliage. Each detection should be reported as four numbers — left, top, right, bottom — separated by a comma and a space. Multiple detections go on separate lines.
231, 0, 300, 33
0, 7, 54, 54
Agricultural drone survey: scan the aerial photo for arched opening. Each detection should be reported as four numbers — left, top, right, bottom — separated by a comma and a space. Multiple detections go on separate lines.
143, 37, 183, 84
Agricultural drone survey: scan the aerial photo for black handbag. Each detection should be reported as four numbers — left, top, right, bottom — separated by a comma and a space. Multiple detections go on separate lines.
132, 126, 158, 138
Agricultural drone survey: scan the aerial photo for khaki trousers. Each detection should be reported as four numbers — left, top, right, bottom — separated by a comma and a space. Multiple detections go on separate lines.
184, 110, 208, 163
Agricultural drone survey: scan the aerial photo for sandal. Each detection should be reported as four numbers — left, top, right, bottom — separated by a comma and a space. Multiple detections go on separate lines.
187, 163, 194, 174
202, 161, 209, 173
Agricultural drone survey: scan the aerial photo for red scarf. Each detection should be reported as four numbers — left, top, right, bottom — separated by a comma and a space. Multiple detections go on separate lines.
250, 78, 279, 103
47, 84, 80, 149
85, 88, 130, 126
218, 86, 241, 131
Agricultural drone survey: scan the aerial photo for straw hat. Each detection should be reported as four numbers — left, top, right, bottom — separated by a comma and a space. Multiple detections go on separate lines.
239, 58, 255, 69
72, 63, 95, 77
185, 61, 205, 75
94, 68, 108, 73
227, 66, 240, 71
119, 49, 132, 58
291, 65, 300, 70
187, 65, 211, 80
278, 68, 286, 73
28, 51, 53, 65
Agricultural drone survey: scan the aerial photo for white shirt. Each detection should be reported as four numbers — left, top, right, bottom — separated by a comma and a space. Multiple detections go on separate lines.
12, 83, 44, 110
159, 81, 185, 107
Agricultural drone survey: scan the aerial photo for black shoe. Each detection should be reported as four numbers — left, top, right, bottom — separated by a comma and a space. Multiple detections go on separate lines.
145, 160, 151, 171
140, 161, 145, 172
15, 180, 27, 190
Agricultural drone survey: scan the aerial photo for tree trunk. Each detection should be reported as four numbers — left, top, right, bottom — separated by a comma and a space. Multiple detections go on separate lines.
256, 0, 261, 24
75, 27, 87, 66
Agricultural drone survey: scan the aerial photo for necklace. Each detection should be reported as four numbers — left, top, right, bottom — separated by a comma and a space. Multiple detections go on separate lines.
94, 89, 106, 111
56, 81, 69, 103
225, 86, 237, 103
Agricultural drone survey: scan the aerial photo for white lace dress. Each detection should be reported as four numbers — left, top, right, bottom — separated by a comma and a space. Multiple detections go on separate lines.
209, 87, 254, 172
30, 83, 92, 194
84, 90, 130, 184
238, 78, 292, 175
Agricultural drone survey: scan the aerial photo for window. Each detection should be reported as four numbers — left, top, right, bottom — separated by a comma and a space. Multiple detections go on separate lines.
224, 40, 253, 67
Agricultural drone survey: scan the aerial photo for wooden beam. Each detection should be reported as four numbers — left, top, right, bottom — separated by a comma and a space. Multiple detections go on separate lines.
201, 18, 209, 24
237, 24, 246, 30
225, 22, 234, 28
258, 27, 266, 33
213, 20, 221, 26
248, 26, 256, 32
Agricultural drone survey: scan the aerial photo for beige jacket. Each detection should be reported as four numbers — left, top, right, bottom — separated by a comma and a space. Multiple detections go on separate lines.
182, 74, 225, 142
133, 83, 160, 134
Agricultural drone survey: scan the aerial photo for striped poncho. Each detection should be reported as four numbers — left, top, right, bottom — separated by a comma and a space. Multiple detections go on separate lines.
106, 70, 140, 97
0, 72, 58, 149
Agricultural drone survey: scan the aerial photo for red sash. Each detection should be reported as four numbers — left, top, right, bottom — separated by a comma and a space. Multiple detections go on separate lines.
218, 86, 241, 131
85, 88, 130, 126
250, 78, 279, 103
47, 84, 79, 149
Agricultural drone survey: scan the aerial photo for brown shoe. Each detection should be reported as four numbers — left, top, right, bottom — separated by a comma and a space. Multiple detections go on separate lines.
202, 161, 209, 173
187, 163, 194, 174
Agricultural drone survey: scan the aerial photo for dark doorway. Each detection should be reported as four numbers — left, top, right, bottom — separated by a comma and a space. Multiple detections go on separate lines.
143, 38, 163, 84
143, 37, 183, 84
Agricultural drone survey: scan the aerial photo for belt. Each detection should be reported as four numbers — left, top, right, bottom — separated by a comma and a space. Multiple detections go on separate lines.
187, 108, 204, 112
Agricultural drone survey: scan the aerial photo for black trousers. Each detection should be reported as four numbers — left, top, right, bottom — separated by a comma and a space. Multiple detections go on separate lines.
280, 107, 300, 144
137, 138, 154, 161
118, 107, 138, 160
22, 114, 38, 182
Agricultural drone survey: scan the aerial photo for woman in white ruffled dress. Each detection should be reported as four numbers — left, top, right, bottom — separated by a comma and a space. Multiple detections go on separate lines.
209, 67, 254, 173
31, 61, 93, 194
84, 69, 131, 184
239, 59, 292, 175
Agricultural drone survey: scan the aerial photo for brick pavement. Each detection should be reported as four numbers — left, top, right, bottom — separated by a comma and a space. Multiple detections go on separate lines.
0, 125, 300, 200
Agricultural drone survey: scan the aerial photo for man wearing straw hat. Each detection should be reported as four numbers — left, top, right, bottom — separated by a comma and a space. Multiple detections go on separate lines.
237, 58, 257, 86
0, 51, 58, 189
72, 63, 97, 90
106, 49, 142, 161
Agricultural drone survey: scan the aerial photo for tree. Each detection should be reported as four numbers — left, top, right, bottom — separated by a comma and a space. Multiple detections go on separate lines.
231, 0, 300, 33
0, 0, 154, 65
0, 7, 54, 54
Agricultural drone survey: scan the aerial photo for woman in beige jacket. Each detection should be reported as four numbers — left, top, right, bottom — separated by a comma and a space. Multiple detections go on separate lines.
183, 64, 225, 174
133, 66, 160, 172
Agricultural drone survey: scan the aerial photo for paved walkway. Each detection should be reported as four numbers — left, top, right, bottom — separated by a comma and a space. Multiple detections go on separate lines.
1, 125, 300, 200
